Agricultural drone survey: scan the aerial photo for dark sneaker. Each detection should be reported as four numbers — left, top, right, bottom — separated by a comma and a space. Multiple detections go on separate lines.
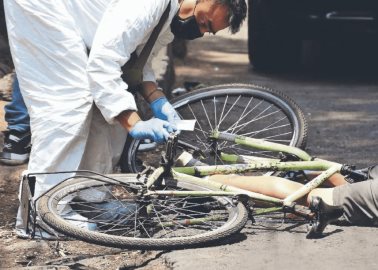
0, 130, 31, 165
306, 196, 344, 239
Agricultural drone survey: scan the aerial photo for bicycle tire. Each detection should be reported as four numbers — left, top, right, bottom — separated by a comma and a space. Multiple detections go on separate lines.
37, 175, 248, 250
121, 84, 308, 173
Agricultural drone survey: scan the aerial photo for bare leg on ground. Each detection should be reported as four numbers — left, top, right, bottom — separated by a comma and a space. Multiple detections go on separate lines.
208, 174, 335, 205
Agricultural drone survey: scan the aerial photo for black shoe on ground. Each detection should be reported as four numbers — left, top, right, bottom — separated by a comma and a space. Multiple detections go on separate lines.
306, 196, 344, 239
0, 130, 31, 165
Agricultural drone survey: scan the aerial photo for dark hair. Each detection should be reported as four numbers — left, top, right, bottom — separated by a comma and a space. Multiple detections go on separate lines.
216, 0, 247, 34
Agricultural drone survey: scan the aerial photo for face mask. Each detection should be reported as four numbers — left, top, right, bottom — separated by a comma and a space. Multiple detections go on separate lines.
170, 1, 204, 40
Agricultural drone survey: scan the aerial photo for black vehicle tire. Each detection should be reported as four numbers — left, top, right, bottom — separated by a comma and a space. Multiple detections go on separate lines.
37, 175, 248, 250
248, 0, 301, 71
121, 84, 308, 173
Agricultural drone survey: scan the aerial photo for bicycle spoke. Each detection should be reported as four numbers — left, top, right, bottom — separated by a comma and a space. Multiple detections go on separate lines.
232, 105, 277, 134
213, 96, 218, 130
217, 95, 229, 131
156, 200, 214, 217
222, 144, 269, 155
155, 201, 226, 231
229, 96, 254, 134
201, 100, 214, 132
224, 99, 263, 132
187, 104, 207, 140
218, 95, 242, 129
240, 123, 291, 138
267, 139, 291, 143
193, 134, 212, 153
263, 131, 293, 140
100, 209, 138, 233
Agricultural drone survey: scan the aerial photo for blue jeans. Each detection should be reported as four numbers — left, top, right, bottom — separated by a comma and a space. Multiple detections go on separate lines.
4, 76, 30, 133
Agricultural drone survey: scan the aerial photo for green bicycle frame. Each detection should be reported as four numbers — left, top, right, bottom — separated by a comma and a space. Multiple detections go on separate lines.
146, 132, 343, 211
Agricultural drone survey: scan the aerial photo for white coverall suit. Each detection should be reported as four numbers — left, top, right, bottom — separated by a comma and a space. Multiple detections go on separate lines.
4, 0, 179, 200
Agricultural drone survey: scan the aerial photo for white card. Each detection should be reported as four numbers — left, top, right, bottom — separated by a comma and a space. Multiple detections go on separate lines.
174, 119, 196, 131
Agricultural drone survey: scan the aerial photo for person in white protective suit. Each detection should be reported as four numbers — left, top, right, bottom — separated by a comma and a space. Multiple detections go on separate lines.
4, 0, 247, 234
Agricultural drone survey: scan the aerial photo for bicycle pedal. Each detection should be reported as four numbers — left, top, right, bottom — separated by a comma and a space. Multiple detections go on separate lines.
248, 211, 256, 224
279, 152, 300, 161
234, 194, 250, 204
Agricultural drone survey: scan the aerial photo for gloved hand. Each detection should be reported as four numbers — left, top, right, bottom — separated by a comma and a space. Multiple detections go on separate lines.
129, 118, 177, 143
150, 97, 180, 123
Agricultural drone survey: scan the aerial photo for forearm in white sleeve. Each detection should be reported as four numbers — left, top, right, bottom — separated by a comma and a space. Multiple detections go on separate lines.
87, 0, 171, 123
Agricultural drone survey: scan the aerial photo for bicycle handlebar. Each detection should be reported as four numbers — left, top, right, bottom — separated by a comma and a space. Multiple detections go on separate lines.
340, 165, 368, 182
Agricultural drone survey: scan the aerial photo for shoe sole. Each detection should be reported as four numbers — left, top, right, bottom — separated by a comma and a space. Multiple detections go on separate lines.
0, 158, 29, 166
0, 152, 29, 166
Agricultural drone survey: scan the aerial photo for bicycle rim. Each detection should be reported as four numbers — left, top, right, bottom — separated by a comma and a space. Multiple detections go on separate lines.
37, 176, 248, 250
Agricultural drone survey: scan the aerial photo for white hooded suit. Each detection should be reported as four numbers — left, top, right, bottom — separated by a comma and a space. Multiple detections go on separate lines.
4, 0, 178, 198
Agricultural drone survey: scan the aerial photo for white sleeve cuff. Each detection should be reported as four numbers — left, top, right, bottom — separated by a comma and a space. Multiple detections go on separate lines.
94, 86, 138, 124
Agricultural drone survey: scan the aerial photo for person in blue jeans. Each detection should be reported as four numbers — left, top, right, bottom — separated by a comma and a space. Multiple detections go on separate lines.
0, 75, 31, 165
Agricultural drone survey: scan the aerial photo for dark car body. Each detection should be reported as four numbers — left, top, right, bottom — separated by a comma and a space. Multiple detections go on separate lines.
248, 0, 378, 70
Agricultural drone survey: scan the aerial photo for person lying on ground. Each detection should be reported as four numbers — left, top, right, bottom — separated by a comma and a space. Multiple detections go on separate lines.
177, 151, 378, 227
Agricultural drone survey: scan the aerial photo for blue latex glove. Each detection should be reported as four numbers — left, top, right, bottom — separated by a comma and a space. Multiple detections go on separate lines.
129, 118, 177, 143
150, 97, 180, 123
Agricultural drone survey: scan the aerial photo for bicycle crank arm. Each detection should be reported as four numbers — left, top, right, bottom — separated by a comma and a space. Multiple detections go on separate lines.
178, 140, 205, 158
283, 203, 313, 220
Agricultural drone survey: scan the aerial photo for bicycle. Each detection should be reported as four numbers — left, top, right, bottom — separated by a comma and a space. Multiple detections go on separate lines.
22, 130, 367, 250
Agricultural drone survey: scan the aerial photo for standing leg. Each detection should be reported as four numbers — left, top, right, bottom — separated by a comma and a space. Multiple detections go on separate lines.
5, 0, 129, 236
5, 0, 96, 235
1, 75, 31, 165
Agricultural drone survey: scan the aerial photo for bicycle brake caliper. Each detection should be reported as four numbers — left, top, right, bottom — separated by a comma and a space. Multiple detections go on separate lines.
161, 132, 179, 172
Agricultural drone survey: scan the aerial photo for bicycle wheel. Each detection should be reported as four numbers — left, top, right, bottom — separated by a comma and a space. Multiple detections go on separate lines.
37, 175, 248, 250
121, 84, 308, 173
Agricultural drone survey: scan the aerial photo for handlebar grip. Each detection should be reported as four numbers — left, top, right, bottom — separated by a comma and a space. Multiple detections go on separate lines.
347, 170, 368, 182
340, 165, 368, 182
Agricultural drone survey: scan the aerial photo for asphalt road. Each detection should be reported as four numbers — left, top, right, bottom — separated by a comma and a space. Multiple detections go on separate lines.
167, 22, 378, 270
